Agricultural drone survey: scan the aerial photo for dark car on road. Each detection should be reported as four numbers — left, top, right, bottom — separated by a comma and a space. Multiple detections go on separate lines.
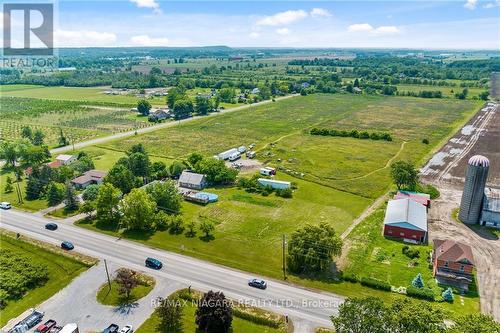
102, 324, 119, 333
45, 223, 58, 231
145, 257, 162, 269
248, 278, 267, 289
61, 241, 74, 250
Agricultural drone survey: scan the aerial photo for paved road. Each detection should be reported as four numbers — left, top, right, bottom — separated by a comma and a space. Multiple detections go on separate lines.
50, 95, 299, 154
0, 208, 341, 330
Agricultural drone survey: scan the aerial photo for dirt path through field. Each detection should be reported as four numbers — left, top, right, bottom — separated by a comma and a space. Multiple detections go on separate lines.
50, 94, 299, 154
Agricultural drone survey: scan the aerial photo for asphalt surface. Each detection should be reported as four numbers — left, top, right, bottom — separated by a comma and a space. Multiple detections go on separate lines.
50, 94, 299, 155
0, 208, 342, 329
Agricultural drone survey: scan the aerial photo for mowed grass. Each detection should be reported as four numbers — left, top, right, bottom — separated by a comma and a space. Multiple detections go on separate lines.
0, 85, 166, 106
344, 203, 480, 317
96, 278, 155, 306
137, 299, 285, 333
78, 173, 370, 278
396, 84, 487, 99
0, 234, 89, 326
102, 94, 480, 197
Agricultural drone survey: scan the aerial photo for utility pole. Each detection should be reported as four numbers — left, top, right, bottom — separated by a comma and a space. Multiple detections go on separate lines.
282, 234, 287, 280
104, 259, 111, 290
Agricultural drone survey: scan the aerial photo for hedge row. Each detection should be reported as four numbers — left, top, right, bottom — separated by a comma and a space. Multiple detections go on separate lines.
406, 286, 436, 301
310, 128, 393, 141
232, 308, 282, 328
360, 277, 392, 291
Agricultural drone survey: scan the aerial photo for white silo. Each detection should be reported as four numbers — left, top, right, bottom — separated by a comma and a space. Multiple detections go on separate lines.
459, 155, 490, 225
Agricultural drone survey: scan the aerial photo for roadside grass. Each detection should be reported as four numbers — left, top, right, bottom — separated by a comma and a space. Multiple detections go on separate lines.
343, 203, 480, 317
0, 170, 48, 212
137, 290, 286, 333
0, 234, 89, 326
96, 274, 155, 306
47, 206, 81, 219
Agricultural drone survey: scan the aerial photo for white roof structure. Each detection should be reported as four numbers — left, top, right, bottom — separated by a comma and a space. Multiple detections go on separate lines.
384, 198, 427, 232
179, 171, 205, 186
56, 154, 75, 162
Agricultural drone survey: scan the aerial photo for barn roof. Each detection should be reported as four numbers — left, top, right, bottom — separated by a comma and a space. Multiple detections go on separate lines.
384, 198, 427, 232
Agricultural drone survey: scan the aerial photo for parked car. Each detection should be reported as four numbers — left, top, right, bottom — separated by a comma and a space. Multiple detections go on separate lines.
119, 325, 133, 333
58, 323, 78, 333
145, 257, 162, 269
102, 324, 119, 333
246, 151, 256, 159
248, 278, 267, 289
9, 310, 44, 333
45, 223, 58, 231
0, 201, 12, 209
35, 319, 57, 333
61, 241, 74, 250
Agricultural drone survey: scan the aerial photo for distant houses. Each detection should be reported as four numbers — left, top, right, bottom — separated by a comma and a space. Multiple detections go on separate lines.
71, 170, 107, 189
432, 239, 475, 291
148, 108, 171, 122
383, 198, 428, 244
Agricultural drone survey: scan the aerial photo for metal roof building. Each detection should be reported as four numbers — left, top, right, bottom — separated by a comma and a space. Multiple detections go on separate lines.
383, 198, 428, 244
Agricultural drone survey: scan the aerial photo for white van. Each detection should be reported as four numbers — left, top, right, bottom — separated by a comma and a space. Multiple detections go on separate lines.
0, 202, 11, 209
228, 152, 240, 161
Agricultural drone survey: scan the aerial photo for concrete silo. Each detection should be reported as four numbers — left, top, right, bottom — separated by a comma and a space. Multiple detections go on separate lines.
459, 155, 490, 225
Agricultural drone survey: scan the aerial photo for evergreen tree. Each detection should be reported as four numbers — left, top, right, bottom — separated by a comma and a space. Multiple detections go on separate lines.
47, 182, 65, 206
412, 273, 424, 289
442, 287, 454, 302
32, 130, 45, 146
4, 176, 13, 193
64, 182, 79, 211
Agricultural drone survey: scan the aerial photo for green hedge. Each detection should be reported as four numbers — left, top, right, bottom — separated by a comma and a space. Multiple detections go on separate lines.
406, 286, 435, 301
360, 277, 392, 291
342, 272, 359, 283
232, 308, 282, 328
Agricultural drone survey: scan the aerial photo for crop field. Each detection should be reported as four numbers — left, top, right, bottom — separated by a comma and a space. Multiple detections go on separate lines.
0, 84, 167, 106
102, 94, 481, 197
0, 97, 155, 146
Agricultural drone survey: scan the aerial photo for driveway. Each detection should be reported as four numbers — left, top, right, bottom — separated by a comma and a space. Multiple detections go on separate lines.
25, 261, 182, 332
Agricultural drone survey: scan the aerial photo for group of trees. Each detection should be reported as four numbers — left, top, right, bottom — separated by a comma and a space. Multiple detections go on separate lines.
310, 128, 393, 141
332, 296, 500, 333
390, 160, 419, 191
237, 173, 293, 198
190, 154, 238, 185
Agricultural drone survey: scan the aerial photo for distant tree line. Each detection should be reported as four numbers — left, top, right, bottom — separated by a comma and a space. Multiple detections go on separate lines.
310, 128, 393, 141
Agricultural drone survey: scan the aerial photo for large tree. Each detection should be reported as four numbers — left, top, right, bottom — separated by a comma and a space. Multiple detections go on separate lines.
194, 158, 238, 185
115, 268, 138, 300
137, 99, 152, 116
47, 182, 65, 206
32, 129, 45, 146
128, 152, 150, 181
390, 160, 418, 190
156, 296, 183, 330
121, 188, 157, 230
287, 223, 342, 273
105, 164, 140, 194
173, 98, 194, 120
95, 183, 122, 223
145, 180, 182, 214
195, 291, 232, 333
332, 297, 390, 333
195, 95, 213, 115
64, 182, 79, 212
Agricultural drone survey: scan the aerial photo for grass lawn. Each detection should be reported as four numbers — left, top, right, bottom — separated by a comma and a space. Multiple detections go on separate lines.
96, 276, 155, 306
0, 170, 48, 212
47, 207, 81, 219
343, 202, 480, 317
0, 234, 89, 326
396, 84, 487, 99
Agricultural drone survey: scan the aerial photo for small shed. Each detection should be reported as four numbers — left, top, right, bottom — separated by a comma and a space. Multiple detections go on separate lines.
178, 171, 207, 190
56, 154, 77, 165
257, 178, 290, 190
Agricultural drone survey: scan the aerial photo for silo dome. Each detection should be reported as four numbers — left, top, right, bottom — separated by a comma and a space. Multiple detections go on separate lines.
468, 155, 490, 167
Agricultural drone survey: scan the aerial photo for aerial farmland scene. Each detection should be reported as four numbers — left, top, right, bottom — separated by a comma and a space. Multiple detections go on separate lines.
0, 1, 499, 332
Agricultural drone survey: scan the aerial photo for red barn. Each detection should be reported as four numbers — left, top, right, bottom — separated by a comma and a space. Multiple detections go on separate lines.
383, 198, 428, 244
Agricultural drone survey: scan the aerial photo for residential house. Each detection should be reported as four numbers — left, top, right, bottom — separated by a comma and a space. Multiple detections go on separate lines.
71, 170, 107, 189
148, 108, 171, 122
56, 154, 77, 165
25, 160, 62, 175
432, 239, 475, 291
383, 198, 428, 244
178, 171, 207, 190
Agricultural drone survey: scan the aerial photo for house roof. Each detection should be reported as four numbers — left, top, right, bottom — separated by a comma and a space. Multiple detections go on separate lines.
56, 154, 75, 162
179, 171, 205, 186
384, 198, 427, 232
71, 170, 107, 185
394, 190, 430, 206
433, 239, 475, 266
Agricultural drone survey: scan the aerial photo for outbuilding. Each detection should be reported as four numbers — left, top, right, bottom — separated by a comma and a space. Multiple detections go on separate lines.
56, 154, 77, 165
383, 198, 428, 244
394, 190, 431, 208
178, 171, 207, 190
257, 178, 290, 190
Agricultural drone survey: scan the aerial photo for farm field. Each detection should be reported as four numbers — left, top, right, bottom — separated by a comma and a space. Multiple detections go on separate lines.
102, 94, 481, 198
0, 84, 166, 106
396, 84, 487, 99
342, 203, 480, 317
0, 233, 89, 326
0, 97, 156, 147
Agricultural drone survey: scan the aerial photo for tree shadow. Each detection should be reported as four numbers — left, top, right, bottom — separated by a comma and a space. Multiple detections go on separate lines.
199, 234, 215, 242
114, 301, 139, 315
123, 229, 154, 241
185, 231, 197, 238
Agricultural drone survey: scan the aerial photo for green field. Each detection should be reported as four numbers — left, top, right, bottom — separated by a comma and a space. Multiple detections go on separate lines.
396, 84, 487, 99
0, 234, 89, 326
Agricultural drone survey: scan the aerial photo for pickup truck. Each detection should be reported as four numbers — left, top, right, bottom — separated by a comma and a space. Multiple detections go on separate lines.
35, 319, 57, 333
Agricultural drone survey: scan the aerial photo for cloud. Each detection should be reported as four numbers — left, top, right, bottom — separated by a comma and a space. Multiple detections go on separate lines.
484, 0, 500, 8
55, 29, 117, 47
249, 32, 260, 39
348, 23, 400, 35
310, 8, 332, 17
130, 34, 170, 46
130, 0, 159, 9
256, 10, 308, 26
348, 23, 374, 32
276, 28, 290, 35
464, 0, 478, 9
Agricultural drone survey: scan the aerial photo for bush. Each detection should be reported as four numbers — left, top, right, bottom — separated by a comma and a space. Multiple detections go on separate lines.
232, 308, 281, 328
343, 272, 359, 283
402, 245, 420, 259
416, 183, 440, 199
406, 285, 435, 301
360, 277, 392, 291
276, 188, 292, 198
422, 138, 429, 144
